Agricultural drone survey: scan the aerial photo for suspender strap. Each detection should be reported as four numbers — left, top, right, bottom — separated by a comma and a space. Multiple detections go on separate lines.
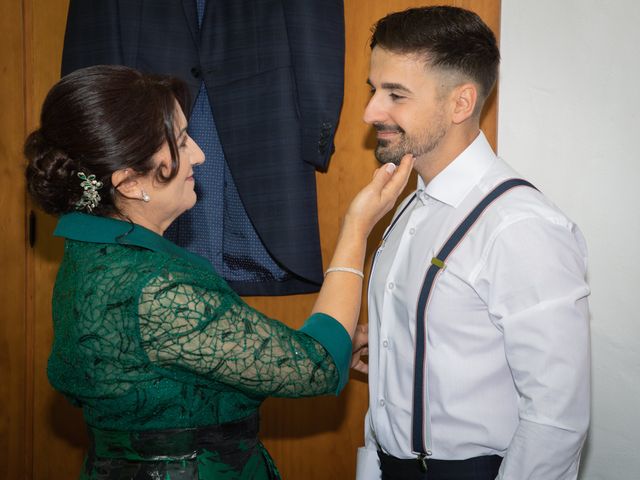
386, 194, 417, 242
411, 178, 536, 455
367, 194, 418, 285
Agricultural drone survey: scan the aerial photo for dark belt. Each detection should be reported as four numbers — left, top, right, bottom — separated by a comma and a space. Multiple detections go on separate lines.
82, 414, 280, 480
378, 450, 503, 480
88, 413, 260, 461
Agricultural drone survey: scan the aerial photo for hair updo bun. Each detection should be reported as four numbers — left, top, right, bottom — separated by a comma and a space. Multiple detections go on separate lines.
24, 65, 191, 217
24, 129, 86, 216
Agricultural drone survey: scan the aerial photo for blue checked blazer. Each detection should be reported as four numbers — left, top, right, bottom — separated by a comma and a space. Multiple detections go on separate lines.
61, 0, 345, 295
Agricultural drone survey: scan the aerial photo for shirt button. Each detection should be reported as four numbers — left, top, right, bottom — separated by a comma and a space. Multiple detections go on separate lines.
382, 340, 389, 348
409, 227, 416, 235
379, 399, 385, 407
388, 282, 395, 290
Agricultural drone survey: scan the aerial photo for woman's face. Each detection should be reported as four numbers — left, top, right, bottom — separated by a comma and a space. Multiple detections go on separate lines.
138, 104, 205, 231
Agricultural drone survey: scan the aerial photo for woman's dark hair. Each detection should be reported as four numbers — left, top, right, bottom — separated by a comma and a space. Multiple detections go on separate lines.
371, 6, 500, 108
25, 65, 190, 216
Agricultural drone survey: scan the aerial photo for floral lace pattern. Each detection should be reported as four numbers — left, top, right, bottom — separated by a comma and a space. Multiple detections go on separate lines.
139, 271, 338, 397
49, 240, 339, 432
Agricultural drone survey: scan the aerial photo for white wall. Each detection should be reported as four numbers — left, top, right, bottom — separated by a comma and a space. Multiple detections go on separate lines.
498, 1, 640, 478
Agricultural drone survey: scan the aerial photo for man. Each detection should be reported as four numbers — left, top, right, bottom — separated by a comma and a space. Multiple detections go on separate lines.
354, 6, 590, 480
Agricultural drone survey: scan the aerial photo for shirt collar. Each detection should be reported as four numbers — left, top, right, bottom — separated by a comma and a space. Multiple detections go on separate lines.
54, 212, 212, 270
417, 131, 497, 207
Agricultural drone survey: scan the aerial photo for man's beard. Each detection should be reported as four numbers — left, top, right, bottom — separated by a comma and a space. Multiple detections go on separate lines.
373, 121, 447, 165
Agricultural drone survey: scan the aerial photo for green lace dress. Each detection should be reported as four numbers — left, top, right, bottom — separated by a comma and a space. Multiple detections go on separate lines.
50, 213, 351, 479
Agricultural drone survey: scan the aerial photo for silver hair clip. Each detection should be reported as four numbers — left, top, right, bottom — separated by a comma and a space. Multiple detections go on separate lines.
74, 172, 103, 212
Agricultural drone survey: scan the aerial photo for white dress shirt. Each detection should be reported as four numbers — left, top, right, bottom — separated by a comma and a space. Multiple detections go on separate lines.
356, 132, 590, 480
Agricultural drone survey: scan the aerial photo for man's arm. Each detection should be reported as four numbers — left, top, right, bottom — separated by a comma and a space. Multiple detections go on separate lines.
477, 216, 591, 479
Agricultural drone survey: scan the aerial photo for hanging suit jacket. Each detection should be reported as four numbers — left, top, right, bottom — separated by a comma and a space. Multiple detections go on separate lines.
61, 0, 345, 295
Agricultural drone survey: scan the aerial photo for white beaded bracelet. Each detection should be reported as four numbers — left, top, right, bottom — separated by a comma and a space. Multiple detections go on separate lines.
324, 267, 364, 279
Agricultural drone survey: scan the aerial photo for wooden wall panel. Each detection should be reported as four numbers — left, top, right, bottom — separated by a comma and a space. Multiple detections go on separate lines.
0, 1, 27, 478
255, 1, 501, 479
25, 0, 88, 478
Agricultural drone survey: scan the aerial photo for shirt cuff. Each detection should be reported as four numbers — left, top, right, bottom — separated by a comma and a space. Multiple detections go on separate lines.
356, 446, 382, 480
299, 312, 351, 394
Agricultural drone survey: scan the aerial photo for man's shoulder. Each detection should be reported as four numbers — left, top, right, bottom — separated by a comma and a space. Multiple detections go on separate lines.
474, 157, 576, 230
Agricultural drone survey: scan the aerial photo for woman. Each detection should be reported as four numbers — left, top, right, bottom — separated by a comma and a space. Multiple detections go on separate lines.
25, 65, 413, 479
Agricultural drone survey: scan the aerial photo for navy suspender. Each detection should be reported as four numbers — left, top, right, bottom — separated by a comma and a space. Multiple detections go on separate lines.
386, 194, 418, 240
410, 178, 536, 459
368, 194, 418, 288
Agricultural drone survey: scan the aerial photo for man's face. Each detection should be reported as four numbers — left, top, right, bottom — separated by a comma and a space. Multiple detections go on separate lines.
364, 47, 451, 165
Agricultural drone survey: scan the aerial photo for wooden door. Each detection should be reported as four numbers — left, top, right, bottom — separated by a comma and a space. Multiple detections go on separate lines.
23, 1, 88, 478
0, 0, 500, 478
0, 1, 28, 478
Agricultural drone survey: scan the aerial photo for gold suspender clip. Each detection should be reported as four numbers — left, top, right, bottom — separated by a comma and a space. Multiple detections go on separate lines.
431, 257, 446, 270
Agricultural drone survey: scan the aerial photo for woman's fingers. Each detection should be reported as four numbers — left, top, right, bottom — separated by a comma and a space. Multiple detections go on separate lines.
351, 351, 369, 374
351, 358, 369, 375
369, 154, 414, 195
351, 323, 369, 373
379, 154, 415, 199
352, 323, 368, 351
343, 154, 416, 236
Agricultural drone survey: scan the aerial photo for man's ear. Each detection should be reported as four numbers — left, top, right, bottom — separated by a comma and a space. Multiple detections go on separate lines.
111, 169, 140, 199
451, 82, 478, 124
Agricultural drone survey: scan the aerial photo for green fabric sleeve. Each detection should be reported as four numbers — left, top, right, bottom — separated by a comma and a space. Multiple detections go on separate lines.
299, 313, 351, 394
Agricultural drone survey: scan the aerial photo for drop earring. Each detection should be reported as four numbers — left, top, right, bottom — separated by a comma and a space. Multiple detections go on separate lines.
141, 190, 150, 202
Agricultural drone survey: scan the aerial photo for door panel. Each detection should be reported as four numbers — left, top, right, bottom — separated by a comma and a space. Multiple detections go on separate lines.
25, 0, 88, 478
0, 1, 27, 478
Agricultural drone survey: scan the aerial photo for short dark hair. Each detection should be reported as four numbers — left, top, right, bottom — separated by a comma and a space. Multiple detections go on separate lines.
371, 6, 500, 105
25, 65, 190, 216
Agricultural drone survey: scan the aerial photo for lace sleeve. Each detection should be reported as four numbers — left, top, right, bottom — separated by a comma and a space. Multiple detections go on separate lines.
138, 273, 340, 398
